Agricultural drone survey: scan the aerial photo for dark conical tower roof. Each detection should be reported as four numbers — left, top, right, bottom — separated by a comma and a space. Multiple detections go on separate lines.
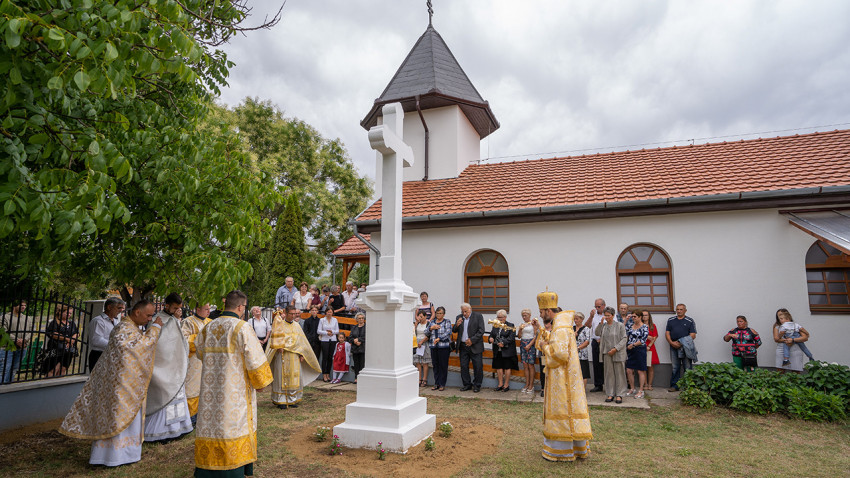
361, 25, 499, 139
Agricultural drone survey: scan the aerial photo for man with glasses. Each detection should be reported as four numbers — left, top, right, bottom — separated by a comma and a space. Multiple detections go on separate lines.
87, 297, 125, 372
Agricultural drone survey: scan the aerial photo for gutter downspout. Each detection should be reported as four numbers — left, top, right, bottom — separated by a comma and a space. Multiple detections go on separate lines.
351, 221, 381, 280
416, 95, 429, 181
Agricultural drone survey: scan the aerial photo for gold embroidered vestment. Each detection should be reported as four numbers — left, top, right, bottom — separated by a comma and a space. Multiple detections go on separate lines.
181, 314, 211, 416
536, 310, 593, 443
59, 319, 160, 440
194, 314, 272, 470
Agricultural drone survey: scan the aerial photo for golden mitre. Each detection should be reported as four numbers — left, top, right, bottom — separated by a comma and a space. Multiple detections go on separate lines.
537, 290, 558, 309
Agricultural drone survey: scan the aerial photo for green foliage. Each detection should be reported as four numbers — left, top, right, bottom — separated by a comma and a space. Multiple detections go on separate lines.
254, 194, 307, 305
679, 362, 744, 405
348, 262, 369, 288
730, 387, 779, 415
679, 362, 850, 422
786, 387, 846, 422
0, 1, 280, 303
227, 98, 372, 276
679, 387, 714, 410
0, 327, 15, 350
804, 361, 850, 411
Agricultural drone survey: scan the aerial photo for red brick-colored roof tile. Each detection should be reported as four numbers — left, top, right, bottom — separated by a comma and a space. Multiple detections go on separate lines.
332, 234, 371, 257
356, 129, 850, 221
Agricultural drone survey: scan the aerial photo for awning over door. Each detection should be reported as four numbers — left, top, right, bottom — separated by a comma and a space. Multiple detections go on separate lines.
781, 208, 850, 254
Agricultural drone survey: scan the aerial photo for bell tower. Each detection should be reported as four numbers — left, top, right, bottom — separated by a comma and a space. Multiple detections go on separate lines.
361, 20, 499, 189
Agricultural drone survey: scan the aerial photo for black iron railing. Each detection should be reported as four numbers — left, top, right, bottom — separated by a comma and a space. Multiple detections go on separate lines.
0, 288, 94, 385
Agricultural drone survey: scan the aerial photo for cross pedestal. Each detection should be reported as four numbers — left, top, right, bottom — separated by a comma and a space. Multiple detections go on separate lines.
333, 103, 435, 452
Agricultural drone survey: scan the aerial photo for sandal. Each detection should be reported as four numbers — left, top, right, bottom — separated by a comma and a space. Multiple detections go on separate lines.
438, 386, 445, 391
431, 385, 440, 390
614, 397, 623, 404
635, 391, 645, 399
605, 396, 614, 402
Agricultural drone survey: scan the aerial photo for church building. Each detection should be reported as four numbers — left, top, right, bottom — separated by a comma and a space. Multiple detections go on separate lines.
335, 22, 850, 379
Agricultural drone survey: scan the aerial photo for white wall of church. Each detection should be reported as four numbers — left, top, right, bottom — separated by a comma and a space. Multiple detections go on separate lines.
373, 207, 848, 367
373, 105, 480, 186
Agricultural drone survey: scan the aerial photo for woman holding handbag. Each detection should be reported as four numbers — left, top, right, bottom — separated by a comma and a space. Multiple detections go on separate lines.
724, 315, 761, 371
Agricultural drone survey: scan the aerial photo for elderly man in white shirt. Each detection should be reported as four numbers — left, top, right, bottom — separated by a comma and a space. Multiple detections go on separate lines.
87, 297, 125, 372
340, 281, 359, 317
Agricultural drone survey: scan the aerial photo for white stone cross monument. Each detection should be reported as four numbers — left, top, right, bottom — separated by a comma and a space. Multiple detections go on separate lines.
333, 103, 436, 452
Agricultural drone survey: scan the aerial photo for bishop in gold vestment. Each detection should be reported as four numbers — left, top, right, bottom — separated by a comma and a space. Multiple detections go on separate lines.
59, 303, 161, 467
536, 291, 592, 462
181, 305, 212, 419
194, 295, 272, 477
267, 307, 321, 408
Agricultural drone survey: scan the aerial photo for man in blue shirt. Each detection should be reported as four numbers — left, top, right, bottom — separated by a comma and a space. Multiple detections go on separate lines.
275, 277, 297, 309
665, 303, 697, 391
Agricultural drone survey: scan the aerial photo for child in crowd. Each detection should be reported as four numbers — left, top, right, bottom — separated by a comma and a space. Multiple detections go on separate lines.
331, 332, 350, 383
778, 311, 814, 365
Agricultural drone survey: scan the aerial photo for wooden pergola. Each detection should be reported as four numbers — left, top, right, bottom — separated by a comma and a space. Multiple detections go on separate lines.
332, 234, 371, 286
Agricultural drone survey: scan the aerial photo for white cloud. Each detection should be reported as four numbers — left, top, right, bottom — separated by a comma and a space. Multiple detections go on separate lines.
218, 0, 850, 181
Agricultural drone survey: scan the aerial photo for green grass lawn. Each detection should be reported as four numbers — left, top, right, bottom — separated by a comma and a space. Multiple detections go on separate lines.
0, 388, 847, 477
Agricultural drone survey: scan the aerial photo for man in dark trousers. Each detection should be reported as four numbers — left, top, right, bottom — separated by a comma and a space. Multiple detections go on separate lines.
453, 303, 485, 392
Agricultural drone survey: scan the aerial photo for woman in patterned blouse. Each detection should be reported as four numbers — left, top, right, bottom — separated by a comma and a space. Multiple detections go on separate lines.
625, 309, 648, 399
724, 315, 762, 371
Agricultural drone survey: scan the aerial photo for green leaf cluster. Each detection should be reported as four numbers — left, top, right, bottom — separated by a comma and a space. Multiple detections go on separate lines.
223, 98, 373, 277
249, 193, 308, 305
679, 362, 849, 421
786, 387, 846, 422
0, 1, 280, 304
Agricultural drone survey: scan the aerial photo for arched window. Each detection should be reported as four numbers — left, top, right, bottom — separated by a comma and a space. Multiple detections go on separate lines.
616, 244, 673, 311
805, 241, 850, 313
464, 250, 509, 312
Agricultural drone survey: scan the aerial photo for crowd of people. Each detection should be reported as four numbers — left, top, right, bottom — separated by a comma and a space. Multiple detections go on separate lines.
2, 276, 819, 472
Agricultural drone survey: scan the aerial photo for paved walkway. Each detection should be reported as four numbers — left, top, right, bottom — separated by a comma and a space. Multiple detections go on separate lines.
310, 380, 680, 409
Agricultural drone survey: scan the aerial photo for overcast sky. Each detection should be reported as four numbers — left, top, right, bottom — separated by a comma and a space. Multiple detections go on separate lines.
218, 0, 850, 183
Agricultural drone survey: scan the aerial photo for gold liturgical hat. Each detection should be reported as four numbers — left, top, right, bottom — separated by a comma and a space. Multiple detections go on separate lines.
537, 290, 558, 309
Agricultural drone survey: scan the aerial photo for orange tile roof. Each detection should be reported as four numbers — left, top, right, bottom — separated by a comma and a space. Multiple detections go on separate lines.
332, 234, 371, 257
356, 129, 850, 222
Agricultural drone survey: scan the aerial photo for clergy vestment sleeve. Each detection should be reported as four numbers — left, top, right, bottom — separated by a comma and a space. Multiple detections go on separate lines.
242, 325, 273, 390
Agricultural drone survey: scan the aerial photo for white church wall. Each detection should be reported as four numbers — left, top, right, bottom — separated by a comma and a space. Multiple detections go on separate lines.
378, 208, 847, 367
374, 105, 479, 183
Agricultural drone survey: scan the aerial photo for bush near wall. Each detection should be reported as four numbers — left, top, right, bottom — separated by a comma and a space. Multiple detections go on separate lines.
678, 361, 849, 422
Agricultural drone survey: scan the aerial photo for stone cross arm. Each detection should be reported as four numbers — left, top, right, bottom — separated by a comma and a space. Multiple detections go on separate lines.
368, 103, 414, 167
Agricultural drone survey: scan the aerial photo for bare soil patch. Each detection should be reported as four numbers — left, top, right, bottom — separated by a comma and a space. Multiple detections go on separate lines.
286, 418, 502, 478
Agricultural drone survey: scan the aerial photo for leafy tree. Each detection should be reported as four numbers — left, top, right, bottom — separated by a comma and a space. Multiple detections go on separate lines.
229, 98, 373, 276
253, 193, 307, 305
0, 1, 282, 304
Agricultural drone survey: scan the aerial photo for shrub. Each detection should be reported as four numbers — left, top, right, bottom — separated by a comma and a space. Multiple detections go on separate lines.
680, 362, 849, 421
786, 387, 847, 422
679, 387, 714, 410
730, 387, 779, 415
744, 369, 803, 412
803, 361, 850, 412
679, 362, 744, 405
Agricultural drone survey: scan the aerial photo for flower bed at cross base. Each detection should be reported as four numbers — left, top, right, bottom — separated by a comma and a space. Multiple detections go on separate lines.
678, 361, 849, 422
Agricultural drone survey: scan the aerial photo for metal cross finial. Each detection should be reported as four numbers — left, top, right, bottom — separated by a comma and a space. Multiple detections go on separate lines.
427, 0, 433, 25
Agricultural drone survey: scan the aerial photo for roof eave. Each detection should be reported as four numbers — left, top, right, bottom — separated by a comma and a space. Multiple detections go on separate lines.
352, 187, 850, 231
360, 93, 500, 139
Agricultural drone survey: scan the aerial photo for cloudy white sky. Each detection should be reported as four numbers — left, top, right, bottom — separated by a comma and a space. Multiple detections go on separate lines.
218, 0, 850, 182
